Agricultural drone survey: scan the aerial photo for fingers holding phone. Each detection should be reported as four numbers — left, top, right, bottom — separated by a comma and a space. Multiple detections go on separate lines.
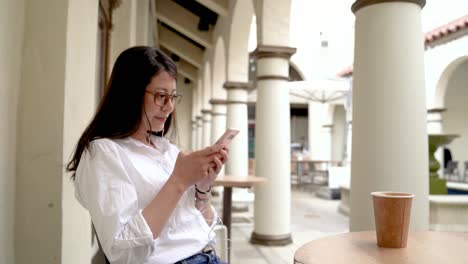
208, 148, 229, 170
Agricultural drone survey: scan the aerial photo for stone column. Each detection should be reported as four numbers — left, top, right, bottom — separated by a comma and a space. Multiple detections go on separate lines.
308, 102, 329, 159
109, 0, 137, 68
1, 1, 23, 263
201, 109, 212, 147
427, 108, 446, 177
15, 0, 100, 263
315, 123, 336, 200
223, 82, 250, 178
350, 0, 429, 231
251, 45, 296, 245
321, 124, 333, 161
196, 115, 203, 150
344, 83, 353, 165
191, 120, 198, 150
210, 99, 227, 174
223, 82, 251, 211
345, 122, 353, 164
192, 86, 200, 150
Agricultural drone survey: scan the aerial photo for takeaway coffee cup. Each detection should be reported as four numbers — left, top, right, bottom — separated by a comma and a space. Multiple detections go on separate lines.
371, 191, 414, 248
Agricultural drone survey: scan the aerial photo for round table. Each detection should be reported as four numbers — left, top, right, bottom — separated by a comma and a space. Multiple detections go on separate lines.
294, 231, 468, 264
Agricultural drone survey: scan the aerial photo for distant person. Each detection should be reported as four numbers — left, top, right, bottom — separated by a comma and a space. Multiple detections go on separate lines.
66, 46, 228, 264
444, 147, 452, 169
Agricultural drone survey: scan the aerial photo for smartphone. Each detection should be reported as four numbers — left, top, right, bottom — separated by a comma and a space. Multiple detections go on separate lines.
215, 128, 239, 146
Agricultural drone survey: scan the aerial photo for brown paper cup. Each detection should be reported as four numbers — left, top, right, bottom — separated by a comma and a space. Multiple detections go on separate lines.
371, 191, 414, 248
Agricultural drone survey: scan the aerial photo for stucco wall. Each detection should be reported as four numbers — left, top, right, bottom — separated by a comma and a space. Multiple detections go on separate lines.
425, 36, 468, 108
0, 1, 25, 263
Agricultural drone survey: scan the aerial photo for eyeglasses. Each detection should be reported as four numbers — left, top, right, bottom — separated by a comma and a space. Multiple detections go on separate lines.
145, 91, 182, 106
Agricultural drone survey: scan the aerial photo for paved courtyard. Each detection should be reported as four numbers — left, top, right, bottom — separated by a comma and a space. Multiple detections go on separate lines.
212, 187, 349, 264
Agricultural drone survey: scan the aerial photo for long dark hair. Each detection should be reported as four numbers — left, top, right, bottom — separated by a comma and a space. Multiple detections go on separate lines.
66, 46, 178, 179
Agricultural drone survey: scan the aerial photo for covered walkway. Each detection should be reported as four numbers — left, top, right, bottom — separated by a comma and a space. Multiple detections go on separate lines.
2, 0, 468, 263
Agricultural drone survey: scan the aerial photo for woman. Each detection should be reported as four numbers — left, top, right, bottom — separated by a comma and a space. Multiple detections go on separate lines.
67, 46, 228, 264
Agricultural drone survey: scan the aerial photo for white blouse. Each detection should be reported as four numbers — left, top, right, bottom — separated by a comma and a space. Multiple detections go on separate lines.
74, 136, 218, 264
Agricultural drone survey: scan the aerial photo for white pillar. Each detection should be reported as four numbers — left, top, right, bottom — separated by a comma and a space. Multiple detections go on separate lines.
224, 82, 249, 177
15, 0, 99, 263
201, 110, 212, 147
192, 87, 199, 150
251, 45, 296, 245
191, 120, 198, 150
345, 122, 353, 164
308, 102, 329, 159
135, 0, 150, 45
1, 1, 24, 263
109, 0, 137, 68
350, 0, 429, 231
344, 83, 353, 165
210, 99, 227, 175
427, 108, 446, 177
321, 124, 333, 161
196, 115, 203, 150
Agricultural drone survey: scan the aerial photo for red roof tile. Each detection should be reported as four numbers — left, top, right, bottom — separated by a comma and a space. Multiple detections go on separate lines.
425, 14, 468, 44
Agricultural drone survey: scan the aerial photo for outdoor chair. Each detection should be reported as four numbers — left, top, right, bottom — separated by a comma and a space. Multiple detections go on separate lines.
464, 161, 468, 182
445, 160, 460, 181
213, 224, 228, 262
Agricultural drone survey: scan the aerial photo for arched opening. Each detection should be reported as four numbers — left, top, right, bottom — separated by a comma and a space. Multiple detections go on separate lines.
440, 57, 468, 176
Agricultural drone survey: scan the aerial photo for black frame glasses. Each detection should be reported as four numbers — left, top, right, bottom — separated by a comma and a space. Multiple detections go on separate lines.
145, 91, 182, 106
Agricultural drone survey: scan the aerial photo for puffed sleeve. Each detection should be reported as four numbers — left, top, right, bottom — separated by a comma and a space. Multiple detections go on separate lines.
74, 139, 155, 264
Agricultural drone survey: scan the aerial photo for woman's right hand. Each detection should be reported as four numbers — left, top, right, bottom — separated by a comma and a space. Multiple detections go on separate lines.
170, 145, 223, 190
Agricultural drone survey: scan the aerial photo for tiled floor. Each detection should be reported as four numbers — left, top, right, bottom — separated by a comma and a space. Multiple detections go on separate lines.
212, 187, 350, 264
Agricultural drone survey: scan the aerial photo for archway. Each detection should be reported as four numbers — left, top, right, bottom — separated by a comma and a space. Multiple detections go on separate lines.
438, 57, 468, 173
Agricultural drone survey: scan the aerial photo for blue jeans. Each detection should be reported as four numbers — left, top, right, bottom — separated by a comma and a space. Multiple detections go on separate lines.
175, 252, 226, 264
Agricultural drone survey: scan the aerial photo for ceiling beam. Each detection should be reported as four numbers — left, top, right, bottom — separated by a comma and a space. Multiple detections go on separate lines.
159, 47, 198, 82
156, 0, 213, 49
159, 25, 203, 68
195, 0, 228, 17
177, 60, 198, 82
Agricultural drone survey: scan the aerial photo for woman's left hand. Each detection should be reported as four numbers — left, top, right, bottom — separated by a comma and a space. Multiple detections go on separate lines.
195, 147, 229, 192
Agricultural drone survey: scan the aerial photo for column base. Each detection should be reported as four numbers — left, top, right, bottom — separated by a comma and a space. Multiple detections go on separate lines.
316, 186, 341, 200
250, 232, 292, 246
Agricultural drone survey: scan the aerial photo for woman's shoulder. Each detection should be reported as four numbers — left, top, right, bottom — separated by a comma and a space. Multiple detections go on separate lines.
89, 138, 120, 151
153, 136, 179, 153
84, 138, 126, 159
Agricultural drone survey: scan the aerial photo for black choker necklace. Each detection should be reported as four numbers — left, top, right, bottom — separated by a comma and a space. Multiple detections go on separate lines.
148, 130, 166, 137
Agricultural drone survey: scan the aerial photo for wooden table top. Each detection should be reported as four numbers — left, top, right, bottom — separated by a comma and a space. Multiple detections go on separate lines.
292, 159, 341, 164
294, 231, 468, 264
213, 175, 266, 188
